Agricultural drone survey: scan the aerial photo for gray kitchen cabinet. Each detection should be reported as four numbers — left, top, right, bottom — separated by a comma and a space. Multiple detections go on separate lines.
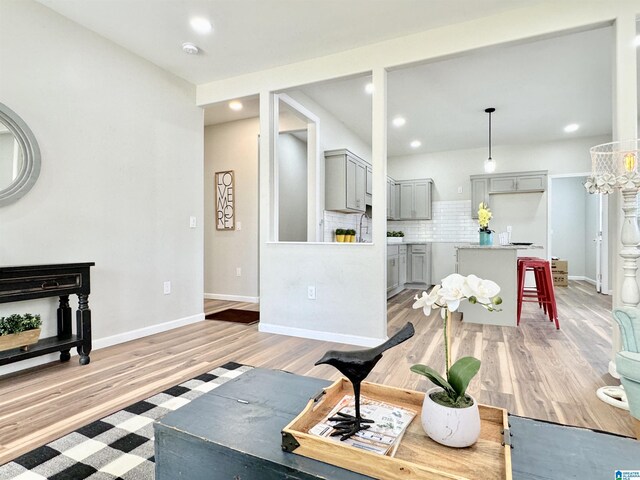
397, 179, 433, 220
387, 245, 399, 292
325, 149, 368, 213
407, 244, 431, 285
399, 245, 407, 286
489, 176, 517, 193
470, 170, 547, 217
366, 166, 373, 206
387, 177, 398, 220
470, 178, 489, 219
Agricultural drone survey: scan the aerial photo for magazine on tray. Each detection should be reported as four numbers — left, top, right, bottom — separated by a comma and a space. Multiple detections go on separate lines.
308, 394, 417, 455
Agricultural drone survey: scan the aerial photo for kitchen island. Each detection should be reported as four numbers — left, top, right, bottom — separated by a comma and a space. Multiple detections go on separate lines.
456, 244, 543, 327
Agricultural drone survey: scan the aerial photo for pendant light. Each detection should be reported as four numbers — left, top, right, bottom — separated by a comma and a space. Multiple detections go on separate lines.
484, 107, 496, 173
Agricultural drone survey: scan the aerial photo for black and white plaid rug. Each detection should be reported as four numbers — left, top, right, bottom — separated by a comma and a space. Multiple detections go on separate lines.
0, 362, 252, 480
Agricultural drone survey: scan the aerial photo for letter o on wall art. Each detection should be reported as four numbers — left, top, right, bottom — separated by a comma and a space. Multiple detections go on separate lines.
215, 170, 235, 230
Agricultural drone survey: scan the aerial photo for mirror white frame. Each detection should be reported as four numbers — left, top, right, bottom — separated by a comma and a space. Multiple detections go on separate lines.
272, 93, 321, 242
0, 103, 41, 206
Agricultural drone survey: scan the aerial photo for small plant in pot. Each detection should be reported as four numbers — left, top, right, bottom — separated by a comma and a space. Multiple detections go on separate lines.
410, 274, 502, 448
347, 229, 356, 242
335, 228, 346, 242
0, 313, 42, 352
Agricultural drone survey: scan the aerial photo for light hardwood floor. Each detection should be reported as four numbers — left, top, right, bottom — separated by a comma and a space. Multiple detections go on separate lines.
0, 281, 633, 465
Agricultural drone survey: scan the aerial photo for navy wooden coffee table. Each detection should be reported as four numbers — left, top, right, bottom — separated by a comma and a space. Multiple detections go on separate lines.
154, 368, 640, 479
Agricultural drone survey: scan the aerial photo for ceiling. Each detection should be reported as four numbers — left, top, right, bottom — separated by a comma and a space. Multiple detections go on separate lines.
36, 0, 534, 85
37, 1, 626, 156
296, 25, 615, 156
204, 26, 617, 157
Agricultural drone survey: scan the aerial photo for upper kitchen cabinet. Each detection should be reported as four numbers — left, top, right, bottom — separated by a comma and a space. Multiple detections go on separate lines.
386, 177, 399, 219
470, 171, 547, 218
325, 149, 368, 213
366, 166, 373, 206
397, 179, 433, 220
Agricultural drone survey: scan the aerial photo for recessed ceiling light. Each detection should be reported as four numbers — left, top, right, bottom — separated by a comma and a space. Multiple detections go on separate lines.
564, 123, 579, 133
182, 42, 199, 55
392, 116, 406, 127
190, 17, 212, 34
229, 100, 243, 111
365, 83, 374, 94
410, 140, 422, 148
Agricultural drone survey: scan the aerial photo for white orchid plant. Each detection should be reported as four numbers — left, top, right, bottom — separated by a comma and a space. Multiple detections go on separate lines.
410, 273, 502, 408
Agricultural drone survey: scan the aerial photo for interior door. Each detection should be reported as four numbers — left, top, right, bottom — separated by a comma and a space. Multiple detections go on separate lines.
595, 193, 603, 293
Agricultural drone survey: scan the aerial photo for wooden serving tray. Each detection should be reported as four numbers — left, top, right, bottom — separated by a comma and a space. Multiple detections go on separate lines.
282, 378, 512, 480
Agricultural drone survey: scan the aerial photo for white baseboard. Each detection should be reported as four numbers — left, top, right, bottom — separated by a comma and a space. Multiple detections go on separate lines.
93, 313, 204, 350
204, 293, 259, 303
259, 322, 386, 348
568, 275, 596, 285
0, 313, 204, 377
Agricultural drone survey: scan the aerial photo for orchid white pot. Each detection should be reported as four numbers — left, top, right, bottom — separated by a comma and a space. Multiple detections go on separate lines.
421, 387, 481, 448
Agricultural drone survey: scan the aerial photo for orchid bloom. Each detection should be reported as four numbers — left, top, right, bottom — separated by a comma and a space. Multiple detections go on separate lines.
412, 273, 501, 318
462, 274, 500, 305
413, 285, 442, 315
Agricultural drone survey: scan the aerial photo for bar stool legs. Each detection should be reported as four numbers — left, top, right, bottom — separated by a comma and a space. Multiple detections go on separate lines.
517, 258, 559, 329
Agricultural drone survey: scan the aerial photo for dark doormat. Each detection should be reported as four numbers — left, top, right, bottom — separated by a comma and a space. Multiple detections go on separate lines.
205, 308, 259, 325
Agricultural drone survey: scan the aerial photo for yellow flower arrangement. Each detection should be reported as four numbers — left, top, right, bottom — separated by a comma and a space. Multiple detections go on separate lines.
478, 202, 492, 231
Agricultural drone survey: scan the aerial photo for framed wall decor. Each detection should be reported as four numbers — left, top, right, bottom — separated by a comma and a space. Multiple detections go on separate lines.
215, 170, 235, 230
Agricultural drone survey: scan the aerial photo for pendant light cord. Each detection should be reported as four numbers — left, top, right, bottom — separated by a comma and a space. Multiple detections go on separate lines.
488, 110, 492, 160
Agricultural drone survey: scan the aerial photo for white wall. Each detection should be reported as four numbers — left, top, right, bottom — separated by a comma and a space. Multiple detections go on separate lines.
278, 133, 307, 242
0, 0, 203, 374
204, 118, 259, 301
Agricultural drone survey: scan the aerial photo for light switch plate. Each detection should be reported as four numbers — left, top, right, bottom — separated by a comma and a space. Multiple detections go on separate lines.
163, 281, 171, 294
237, 221, 242, 230
189, 216, 197, 228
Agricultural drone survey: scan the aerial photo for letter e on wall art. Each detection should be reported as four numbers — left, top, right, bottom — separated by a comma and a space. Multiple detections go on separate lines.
215, 170, 235, 230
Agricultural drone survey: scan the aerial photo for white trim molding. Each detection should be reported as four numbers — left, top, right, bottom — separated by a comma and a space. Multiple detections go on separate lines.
568, 275, 597, 285
204, 293, 259, 303
93, 313, 205, 350
259, 322, 386, 348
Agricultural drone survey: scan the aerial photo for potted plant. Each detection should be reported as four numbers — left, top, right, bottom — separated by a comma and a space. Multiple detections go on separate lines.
335, 228, 345, 242
0, 313, 42, 352
387, 231, 404, 243
347, 229, 356, 242
478, 202, 493, 245
410, 274, 501, 447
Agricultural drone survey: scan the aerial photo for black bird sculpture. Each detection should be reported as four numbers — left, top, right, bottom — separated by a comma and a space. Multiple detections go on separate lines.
314, 322, 415, 440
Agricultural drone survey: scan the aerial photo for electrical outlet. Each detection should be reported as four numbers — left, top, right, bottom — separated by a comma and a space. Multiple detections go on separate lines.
308, 286, 316, 300
506, 225, 512, 233
236, 267, 242, 277
163, 281, 171, 295
189, 216, 197, 228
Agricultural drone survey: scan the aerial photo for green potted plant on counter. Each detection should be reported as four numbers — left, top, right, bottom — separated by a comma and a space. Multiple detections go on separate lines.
0, 313, 42, 352
335, 229, 346, 242
410, 274, 501, 447
478, 202, 493, 245
347, 229, 356, 242
387, 231, 404, 243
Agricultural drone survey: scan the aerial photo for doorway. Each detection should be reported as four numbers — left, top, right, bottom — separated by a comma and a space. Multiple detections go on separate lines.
548, 174, 608, 294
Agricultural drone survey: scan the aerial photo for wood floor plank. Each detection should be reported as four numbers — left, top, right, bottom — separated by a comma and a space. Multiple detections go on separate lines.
0, 281, 634, 466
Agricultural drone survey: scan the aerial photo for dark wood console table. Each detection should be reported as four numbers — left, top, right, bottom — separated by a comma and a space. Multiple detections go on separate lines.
0, 263, 94, 366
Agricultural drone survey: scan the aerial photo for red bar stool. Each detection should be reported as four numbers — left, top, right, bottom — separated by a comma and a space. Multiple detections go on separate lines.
517, 258, 559, 329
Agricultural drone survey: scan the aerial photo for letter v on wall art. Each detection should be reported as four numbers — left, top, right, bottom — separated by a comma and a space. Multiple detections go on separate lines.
215, 170, 235, 230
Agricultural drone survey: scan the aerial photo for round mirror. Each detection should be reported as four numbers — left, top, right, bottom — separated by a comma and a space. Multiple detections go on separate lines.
0, 103, 41, 206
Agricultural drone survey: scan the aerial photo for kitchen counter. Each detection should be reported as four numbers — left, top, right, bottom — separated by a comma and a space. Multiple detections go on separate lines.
456, 246, 544, 327
456, 244, 542, 250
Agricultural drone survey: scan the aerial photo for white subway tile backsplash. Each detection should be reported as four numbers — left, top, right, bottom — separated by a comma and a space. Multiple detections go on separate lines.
388, 200, 477, 243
